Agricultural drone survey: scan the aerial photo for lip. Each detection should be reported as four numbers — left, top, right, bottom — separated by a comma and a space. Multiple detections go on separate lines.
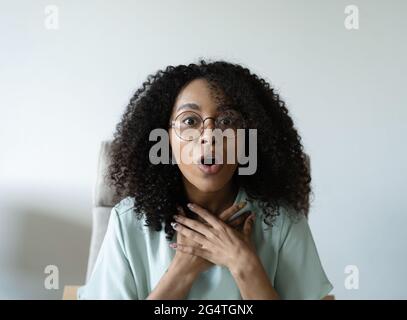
197, 163, 223, 175
195, 153, 224, 175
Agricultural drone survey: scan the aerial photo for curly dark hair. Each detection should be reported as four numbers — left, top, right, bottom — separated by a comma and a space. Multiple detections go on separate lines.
106, 59, 312, 241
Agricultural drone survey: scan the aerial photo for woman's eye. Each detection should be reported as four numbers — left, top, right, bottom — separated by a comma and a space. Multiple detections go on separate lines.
219, 117, 233, 126
183, 117, 197, 126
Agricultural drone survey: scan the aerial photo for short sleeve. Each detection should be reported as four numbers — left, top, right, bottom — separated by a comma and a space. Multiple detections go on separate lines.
273, 211, 333, 300
77, 206, 139, 299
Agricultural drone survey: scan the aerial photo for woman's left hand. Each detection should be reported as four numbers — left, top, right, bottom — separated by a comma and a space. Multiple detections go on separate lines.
171, 202, 257, 270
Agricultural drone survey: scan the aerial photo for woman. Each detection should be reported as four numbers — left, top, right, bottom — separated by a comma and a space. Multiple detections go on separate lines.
77, 60, 333, 299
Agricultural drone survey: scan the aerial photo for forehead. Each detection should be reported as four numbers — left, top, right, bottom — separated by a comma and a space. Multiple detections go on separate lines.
173, 78, 228, 113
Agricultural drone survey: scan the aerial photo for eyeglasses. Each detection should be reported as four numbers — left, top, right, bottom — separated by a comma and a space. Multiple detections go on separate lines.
169, 110, 245, 141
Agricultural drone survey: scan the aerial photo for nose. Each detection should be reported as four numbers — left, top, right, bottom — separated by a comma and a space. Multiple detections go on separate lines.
200, 132, 216, 145
200, 118, 216, 145
202, 117, 216, 130
200, 130, 215, 145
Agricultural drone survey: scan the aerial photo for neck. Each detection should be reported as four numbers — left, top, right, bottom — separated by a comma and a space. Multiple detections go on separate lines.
182, 178, 239, 216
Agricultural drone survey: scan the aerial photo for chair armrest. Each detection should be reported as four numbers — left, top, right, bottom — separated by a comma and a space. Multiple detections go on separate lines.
62, 285, 81, 300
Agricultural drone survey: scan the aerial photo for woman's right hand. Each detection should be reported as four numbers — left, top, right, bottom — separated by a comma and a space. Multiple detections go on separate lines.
169, 202, 251, 277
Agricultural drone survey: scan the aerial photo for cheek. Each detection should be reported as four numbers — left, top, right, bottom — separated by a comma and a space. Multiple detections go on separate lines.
170, 131, 184, 163
223, 137, 239, 164
169, 137, 178, 161
170, 133, 196, 165
223, 162, 239, 177
175, 149, 200, 186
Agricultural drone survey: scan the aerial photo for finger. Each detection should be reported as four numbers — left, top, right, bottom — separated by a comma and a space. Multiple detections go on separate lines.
186, 203, 222, 229
177, 231, 202, 247
177, 204, 208, 224
174, 219, 202, 246
171, 243, 211, 260
218, 201, 247, 222
227, 211, 250, 232
243, 212, 255, 237
174, 214, 217, 241
179, 233, 203, 247
176, 229, 185, 244
171, 221, 210, 246
228, 211, 251, 228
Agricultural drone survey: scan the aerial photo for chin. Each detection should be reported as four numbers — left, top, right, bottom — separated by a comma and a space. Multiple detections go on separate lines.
192, 180, 227, 193
185, 170, 234, 193
179, 164, 238, 193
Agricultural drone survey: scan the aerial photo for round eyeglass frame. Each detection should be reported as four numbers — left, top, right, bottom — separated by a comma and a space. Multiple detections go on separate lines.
169, 110, 246, 141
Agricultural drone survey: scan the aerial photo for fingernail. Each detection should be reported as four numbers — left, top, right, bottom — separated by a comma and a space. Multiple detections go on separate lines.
169, 243, 177, 248
238, 201, 247, 209
171, 222, 178, 229
187, 203, 194, 209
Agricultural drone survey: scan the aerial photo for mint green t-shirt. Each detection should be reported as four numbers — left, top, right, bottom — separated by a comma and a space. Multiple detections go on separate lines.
77, 187, 333, 300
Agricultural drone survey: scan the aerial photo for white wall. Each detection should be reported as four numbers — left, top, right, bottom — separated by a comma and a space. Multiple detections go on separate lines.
1, 0, 406, 299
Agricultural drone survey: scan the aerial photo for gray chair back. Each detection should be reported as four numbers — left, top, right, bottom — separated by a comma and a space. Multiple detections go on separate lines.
86, 140, 121, 281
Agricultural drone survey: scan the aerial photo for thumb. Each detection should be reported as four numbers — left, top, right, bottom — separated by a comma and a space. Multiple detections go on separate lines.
243, 212, 255, 237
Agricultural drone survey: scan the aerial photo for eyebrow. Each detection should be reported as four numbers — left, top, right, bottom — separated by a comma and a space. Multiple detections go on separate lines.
176, 103, 232, 113
176, 103, 201, 112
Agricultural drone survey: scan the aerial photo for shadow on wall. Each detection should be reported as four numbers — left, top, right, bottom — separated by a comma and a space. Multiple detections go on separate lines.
6, 206, 91, 299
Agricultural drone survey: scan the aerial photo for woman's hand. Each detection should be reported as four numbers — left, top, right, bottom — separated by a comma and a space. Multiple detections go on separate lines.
170, 202, 252, 276
169, 203, 281, 300
170, 202, 257, 271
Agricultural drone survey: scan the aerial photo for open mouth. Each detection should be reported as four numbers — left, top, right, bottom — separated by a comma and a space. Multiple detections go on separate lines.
197, 154, 223, 175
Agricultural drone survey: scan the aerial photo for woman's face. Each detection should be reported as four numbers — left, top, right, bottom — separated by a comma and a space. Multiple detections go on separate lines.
169, 78, 240, 193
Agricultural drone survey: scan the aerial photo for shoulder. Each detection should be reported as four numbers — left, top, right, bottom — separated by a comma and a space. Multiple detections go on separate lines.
278, 204, 307, 230
111, 196, 146, 233
112, 196, 134, 214
253, 199, 308, 248
276, 205, 312, 248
